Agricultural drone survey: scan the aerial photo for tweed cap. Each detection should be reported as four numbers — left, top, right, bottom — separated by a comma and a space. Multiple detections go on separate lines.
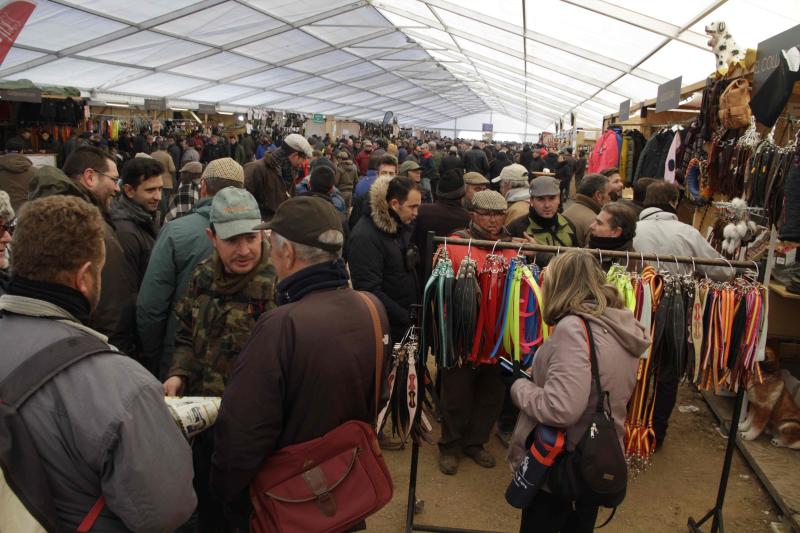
529, 176, 560, 197
283, 133, 313, 158
179, 161, 203, 173
471, 190, 507, 211
337, 151, 350, 160
463, 171, 489, 185
202, 157, 244, 184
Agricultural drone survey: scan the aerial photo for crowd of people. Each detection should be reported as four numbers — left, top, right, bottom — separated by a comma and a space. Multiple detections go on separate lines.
0, 129, 730, 532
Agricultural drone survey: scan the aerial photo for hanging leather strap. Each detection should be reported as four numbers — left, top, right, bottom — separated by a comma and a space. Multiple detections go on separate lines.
356, 291, 384, 423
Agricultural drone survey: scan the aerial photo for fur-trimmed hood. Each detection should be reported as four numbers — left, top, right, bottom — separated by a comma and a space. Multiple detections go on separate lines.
369, 176, 398, 235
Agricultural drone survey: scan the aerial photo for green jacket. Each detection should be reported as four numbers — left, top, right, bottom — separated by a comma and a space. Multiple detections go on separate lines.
168, 246, 276, 396
508, 212, 577, 265
136, 197, 214, 378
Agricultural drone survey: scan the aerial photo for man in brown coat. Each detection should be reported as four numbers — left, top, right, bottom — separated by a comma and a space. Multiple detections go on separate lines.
0, 150, 33, 212
244, 133, 312, 220
562, 173, 610, 247
211, 196, 389, 528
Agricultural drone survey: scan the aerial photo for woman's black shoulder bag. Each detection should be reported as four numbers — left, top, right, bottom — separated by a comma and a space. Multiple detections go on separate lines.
548, 317, 628, 521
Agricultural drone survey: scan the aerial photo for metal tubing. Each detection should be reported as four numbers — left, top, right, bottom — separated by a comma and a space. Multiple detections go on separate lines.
431, 236, 756, 270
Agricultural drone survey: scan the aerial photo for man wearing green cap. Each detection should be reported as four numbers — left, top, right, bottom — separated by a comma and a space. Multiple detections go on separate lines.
212, 196, 390, 529
163, 186, 276, 532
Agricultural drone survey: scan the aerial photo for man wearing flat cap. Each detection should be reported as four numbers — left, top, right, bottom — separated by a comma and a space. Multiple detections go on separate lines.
244, 132, 312, 220
212, 196, 390, 529
463, 171, 489, 208
437, 190, 518, 476
508, 175, 577, 264
164, 186, 276, 531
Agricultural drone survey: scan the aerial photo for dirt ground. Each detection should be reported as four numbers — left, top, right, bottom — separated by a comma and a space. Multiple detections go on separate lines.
367, 386, 782, 532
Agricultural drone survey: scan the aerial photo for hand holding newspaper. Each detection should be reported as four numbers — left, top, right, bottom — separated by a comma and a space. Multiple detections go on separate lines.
164, 396, 221, 439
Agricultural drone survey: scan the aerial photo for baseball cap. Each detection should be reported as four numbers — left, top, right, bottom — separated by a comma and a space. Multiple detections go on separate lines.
491, 163, 529, 183
529, 176, 560, 197
449, 146, 458, 153
283, 133, 313, 158
179, 161, 203, 173
254, 196, 343, 253
463, 172, 490, 185
202, 157, 244, 184
210, 188, 261, 240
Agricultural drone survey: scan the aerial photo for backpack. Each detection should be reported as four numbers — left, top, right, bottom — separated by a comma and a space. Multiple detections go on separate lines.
0, 334, 109, 533
547, 318, 628, 523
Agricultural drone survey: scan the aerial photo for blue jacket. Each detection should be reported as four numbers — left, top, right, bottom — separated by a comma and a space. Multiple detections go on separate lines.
136, 197, 214, 377
354, 170, 377, 199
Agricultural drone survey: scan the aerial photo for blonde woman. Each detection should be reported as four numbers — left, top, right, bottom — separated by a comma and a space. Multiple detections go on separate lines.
507, 250, 649, 532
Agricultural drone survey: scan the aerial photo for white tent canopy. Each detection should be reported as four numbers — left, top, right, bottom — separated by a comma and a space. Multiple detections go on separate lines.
1, 0, 797, 135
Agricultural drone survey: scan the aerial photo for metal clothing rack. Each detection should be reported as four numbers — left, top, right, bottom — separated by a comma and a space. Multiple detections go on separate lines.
404, 232, 763, 533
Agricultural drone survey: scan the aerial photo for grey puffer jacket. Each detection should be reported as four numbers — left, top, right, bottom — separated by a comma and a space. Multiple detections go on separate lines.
508, 308, 649, 470
0, 294, 196, 531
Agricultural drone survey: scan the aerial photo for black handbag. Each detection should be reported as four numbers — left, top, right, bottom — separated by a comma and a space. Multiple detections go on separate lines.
548, 318, 628, 517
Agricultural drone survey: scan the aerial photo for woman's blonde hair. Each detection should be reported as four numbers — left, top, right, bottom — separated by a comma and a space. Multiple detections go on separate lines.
541, 249, 624, 325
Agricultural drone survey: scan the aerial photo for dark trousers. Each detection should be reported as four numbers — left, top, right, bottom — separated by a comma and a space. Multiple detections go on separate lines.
439, 364, 505, 451
194, 431, 229, 533
520, 490, 599, 533
653, 376, 679, 447
498, 386, 519, 433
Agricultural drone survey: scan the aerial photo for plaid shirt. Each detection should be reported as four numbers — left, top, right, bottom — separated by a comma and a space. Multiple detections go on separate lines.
165, 182, 200, 223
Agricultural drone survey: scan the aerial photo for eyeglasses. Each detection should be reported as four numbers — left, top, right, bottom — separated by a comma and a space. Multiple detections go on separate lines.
0, 219, 16, 236
91, 168, 118, 181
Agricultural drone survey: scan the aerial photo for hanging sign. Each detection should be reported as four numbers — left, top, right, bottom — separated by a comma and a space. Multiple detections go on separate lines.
198, 103, 215, 114
618, 99, 631, 121
313, 113, 325, 124
655, 76, 682, 113
145, 98, 165, 111
482, 123, 493, 132
0, 1, 35, 68
753, 24, 800, 94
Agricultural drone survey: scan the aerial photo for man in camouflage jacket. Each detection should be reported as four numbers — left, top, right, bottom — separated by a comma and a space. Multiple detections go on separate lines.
163, 187, 275, 532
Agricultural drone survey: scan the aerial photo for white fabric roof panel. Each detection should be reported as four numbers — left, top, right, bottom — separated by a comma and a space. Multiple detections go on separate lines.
0, 0, 796, 132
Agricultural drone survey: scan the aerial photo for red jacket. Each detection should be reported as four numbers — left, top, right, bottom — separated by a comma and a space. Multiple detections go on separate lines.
588, 129, 619, 173
355, 149, 371, 176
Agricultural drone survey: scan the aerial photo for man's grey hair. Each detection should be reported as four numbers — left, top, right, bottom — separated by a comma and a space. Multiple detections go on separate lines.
504, 179, 528, 190
273, 230, 342, 263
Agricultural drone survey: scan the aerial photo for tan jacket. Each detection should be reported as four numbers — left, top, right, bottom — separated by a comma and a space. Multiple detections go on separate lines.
563, 194, 602, 247
508, 309, 649, 470
151, 150, 176, 189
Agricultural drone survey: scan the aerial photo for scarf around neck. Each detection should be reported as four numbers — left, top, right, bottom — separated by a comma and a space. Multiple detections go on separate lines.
211, 239, 270, 296
276, 258, 349, 305
269, 147, 296, 187
6, 275, 92, 325
588, 234, 632, 251
528, 207, 558, 231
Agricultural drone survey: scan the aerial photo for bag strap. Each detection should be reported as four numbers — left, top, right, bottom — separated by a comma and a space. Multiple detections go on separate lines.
0, 334, 109, 409
0, 333, 110, 531
579, 318, 608, 415
356, 291, 384, 422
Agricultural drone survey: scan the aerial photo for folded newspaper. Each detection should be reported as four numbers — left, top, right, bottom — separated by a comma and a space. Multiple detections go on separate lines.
164, 397, 221, 439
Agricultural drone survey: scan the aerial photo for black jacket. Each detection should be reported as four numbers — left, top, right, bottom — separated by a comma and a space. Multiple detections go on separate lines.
489, 153, 511, 179
463, 148, 490, 175
544, 152, 559, 172
530, 157, 546, 173
439, 154, 464, 175
348, 177, 419, 342
412, 199, 471, 283
111, 195, 160, 288
634, 130, 675, 181
519, 148, 534, 172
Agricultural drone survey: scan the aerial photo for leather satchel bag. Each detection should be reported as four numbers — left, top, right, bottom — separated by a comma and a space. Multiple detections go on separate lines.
249, 291, 393, 533
718, 78, 751, 130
